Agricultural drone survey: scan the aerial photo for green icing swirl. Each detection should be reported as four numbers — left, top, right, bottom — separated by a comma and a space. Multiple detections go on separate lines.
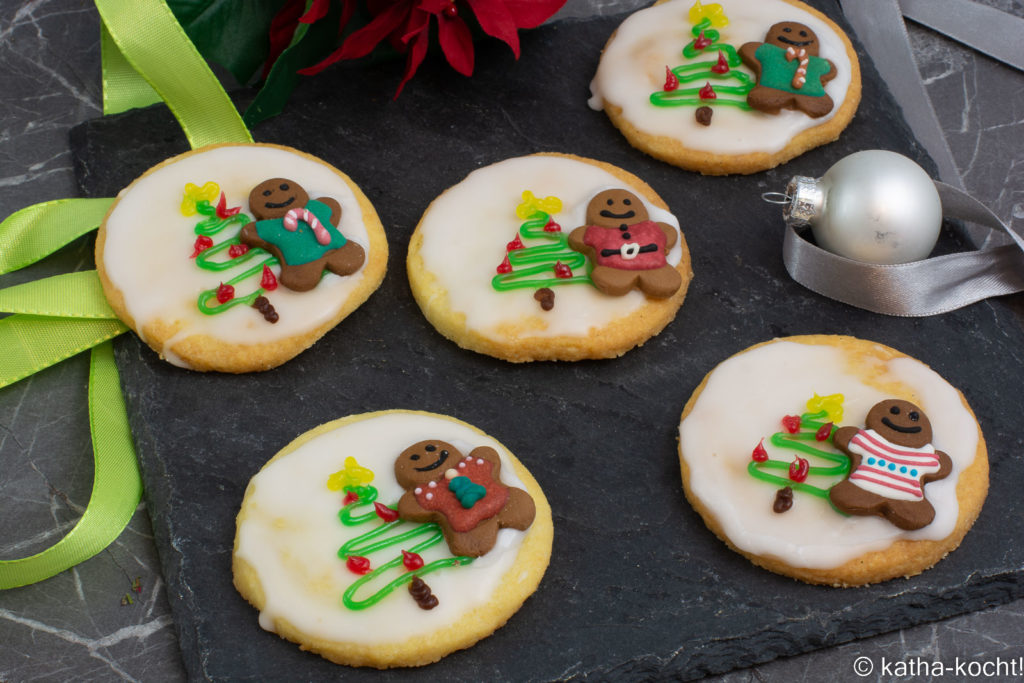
650, 17, 753, 110
491, 211, 592, 291
747, 410, 851, 502
336, 485, 472, 611
189, 199, 278, 316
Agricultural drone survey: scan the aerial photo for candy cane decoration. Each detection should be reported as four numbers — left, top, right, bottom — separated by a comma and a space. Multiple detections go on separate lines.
785, 46, 808, 90
283, 208, 332, 245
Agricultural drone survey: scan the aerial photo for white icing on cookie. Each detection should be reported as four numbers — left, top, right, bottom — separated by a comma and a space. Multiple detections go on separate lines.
235, 412, 532, 645
678, 340, 979, 569
101, 145, 374, 367
589, 0, 854, 155
415, 155, 683, 338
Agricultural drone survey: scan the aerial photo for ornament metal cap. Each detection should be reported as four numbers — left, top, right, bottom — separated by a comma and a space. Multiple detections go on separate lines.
782, 175, 823, 227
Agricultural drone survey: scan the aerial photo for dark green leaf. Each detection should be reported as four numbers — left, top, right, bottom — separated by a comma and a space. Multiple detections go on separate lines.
167, 0, 283, 85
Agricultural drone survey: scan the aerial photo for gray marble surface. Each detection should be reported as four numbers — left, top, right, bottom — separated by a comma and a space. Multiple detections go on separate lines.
1, 0, 1022, 680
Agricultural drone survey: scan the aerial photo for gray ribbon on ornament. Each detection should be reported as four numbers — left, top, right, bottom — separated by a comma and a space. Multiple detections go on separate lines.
783, 182, 1024, 316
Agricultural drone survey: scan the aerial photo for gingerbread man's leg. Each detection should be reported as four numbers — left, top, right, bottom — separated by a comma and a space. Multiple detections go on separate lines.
746, 85, 786, 115
828, 479, 886, 516
637, 265, 682, 299
446, 517, 502, 557
590, 265, 641, 297
278, 258, 329, 292
880, 499, 936, 531
794, 93, 835, 119
324, 241, 365, 277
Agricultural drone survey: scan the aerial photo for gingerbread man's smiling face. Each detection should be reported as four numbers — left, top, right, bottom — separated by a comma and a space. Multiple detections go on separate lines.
764, 21, 821, 56
249, 178, 310, 220
395, 440, 461, 488
586, 189, 650, 229
865, 399, 933, 449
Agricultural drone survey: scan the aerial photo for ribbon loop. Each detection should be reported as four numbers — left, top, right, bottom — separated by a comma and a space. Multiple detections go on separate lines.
782, 181, 1024, 317
94, 0, 253, 149
0, 341, 142, 590
0, 271, 119, 319
0, 198, 114, 275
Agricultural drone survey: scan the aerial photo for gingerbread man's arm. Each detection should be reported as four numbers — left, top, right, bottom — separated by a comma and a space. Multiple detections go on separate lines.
568, 225, 589, 254
316, 197, 342, 227
397, 489, 431, 521
657, 222, 677, 251
925, 450, 953, 483
738, 42, 763, 75
831, 425, 863, 470
468, 446, 502, 478
820, 58, 837, 86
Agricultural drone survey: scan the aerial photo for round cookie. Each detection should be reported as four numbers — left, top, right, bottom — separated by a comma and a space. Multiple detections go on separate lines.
407, 153, 693, 362
96, 143, 388, 372
677, 335, 988, 586
589, 0, 862, 175
232, 410, 553, 668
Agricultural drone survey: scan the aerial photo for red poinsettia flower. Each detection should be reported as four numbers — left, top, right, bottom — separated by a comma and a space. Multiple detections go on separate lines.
294, 0, 566, 96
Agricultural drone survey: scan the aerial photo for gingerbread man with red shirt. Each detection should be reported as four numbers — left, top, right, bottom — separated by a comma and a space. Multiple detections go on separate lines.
395, 440, 535, 557
568, 189, 682, 298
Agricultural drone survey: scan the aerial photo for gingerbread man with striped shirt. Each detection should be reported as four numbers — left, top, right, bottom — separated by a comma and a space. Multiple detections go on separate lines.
829, 399, 953, 530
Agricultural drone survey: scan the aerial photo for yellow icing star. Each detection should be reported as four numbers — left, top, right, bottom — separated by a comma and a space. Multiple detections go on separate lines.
688, 0, 729, 27
806, 393, 845, 423
515, 190, 563, 219
180, 181, 220, 216
327, 456, 375, 491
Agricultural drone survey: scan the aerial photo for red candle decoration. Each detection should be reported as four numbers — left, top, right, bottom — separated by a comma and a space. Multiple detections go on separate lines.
698, 82, 717, 100
260, 264, 278, 291
543, 218, 562, 233
664, 66, 679, 91
346, 555, 371, 575
781, 415, 801, 433
402, 549, 425, 571
228, 243, 250, 258
191, 235, 213, 258
553, 261, 573, 278
815, 422, 833, 442
216, 282, 235, 303
496, 255, 512, 274
342, 490, 360, 506
751, 439, 768, 462
711, 51, 730, 74
789, 456, 810, 483
215, 192, 241, 218
694, 30, 712, 51
374, 502, 400, 523
507, 234, 525, 251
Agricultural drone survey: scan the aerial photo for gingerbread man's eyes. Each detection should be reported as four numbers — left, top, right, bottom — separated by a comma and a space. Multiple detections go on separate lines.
410, 454, 421, 461
890, 405, 901, 415
799, 30, 808, 37
263, 189, 272, 197
623, 198, 632, 206
783, 26, 792, 33
279, 183, 290, 191
909, 411, 920, 422
425, 444, 436, 452
607, 198, 614, 206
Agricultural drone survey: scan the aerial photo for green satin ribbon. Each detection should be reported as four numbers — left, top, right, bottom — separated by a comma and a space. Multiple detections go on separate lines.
0, 341, 142, 590
1, 0, 255, 589
95, 0, 252, 147
0, 198, 113, 275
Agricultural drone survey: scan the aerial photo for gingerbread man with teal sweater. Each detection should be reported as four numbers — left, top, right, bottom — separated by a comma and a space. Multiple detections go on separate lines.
240, 177, 365, 291
739, 21, 837, 118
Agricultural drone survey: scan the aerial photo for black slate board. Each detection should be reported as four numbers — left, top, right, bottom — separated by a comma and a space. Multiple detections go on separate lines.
72, 3, 1024, 680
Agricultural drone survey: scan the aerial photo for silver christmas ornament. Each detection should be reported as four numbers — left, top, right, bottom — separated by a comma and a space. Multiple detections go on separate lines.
776, 150, 942, 265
